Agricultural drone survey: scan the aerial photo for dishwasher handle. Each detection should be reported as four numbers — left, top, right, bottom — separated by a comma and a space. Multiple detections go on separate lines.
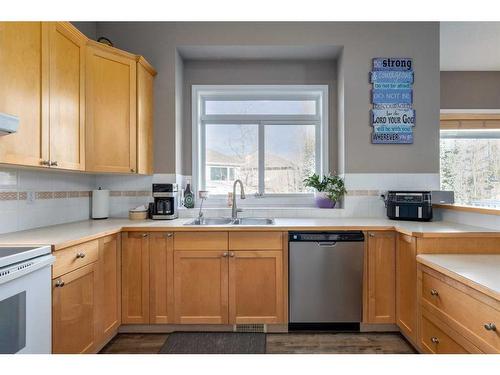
317, 242, 337, 247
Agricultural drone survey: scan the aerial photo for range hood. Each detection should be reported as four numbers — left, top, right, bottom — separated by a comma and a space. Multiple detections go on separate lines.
0, 113, 19, 135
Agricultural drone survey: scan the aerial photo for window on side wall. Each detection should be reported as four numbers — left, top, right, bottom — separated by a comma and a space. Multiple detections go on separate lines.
440, 114, 500, 208
192, 85, 329, 199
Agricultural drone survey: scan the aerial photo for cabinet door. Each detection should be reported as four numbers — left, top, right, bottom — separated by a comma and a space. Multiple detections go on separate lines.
137, 58, 155, 175
47, 22, 86, 170
396, 234, 417, 342
174, 250, 229, 324
229, 250, 284, 324
149, 232, 174, 324
52, 263, 97, 354
367, 232, 396, 323
121, 232, 149, 324
0, 22, 49, 167
86, 43, 137, 173
97, 234, 121, 342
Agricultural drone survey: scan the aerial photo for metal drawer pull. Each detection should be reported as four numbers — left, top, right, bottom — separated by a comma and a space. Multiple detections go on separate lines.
430, 337, 439, 344
484, 323, 497, 331
76, 252, 86, 259
229, 252, 235, 257
166, 233, 173, 237
142, 233, 148, 238
40, 160, 50, 166
430, 289, 439, 296
222, 252, 228, 257
50, 161, 58, 166
55, 280, 65, 287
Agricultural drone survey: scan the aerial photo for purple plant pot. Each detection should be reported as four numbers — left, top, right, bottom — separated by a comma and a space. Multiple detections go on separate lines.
314, 192, 336, 209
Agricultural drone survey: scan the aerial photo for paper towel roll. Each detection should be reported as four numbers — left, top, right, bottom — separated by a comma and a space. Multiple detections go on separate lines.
92, 188, 109, 219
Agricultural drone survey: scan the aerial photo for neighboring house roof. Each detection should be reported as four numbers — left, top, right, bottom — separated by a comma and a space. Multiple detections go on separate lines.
206, 149, 242, 166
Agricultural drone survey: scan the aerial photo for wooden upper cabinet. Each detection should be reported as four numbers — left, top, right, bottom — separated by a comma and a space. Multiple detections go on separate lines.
136, 57, 156, 175
47, 22, 86, 170
0, 22, 49, 167
149, 232, 174, 324
96, 234, 121, 342
52, 263, 98, 354
174, 250, 229, 324
396, 234, 418, 343
366, 231, 396, 324
229, 250, 284, 324
86, 41, 137, 173
121, 232, 150, 324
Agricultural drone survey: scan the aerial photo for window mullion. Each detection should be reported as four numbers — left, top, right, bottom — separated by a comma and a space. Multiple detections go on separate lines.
258, 123, 265, 196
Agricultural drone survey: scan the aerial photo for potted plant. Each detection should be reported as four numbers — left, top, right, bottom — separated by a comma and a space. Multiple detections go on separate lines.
303, 173, 347, 208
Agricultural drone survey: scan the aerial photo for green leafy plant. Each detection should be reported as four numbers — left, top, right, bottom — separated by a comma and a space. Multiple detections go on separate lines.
303, 173, 347, 202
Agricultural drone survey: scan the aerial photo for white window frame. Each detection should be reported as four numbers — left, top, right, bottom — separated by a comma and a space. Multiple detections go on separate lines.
192, 85, 329, 203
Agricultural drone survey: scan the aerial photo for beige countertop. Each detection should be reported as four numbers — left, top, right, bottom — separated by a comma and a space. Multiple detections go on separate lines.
417, 254, 500, 301
0, 217, 497, 251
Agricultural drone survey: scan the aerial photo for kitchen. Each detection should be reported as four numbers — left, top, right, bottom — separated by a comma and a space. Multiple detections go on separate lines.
0, 2, 499, 373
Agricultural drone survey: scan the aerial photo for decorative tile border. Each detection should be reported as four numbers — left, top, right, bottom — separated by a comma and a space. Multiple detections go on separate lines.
0, 191, 92, 201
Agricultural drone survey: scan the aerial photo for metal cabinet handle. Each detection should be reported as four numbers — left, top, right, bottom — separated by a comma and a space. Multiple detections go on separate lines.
166, 233, 173, 238
222, 252, 228, 257
40, 160, 50, 166
229, 252, 235, 257
430, 337, 439, 344
50, 161, 58, 166
76, 252, 86, 259
55, 280, 65, 287
142, 233, 148, 238
484, 323, 497, 331
369, 233, 375, 237
430, 289, 439, 296
130, 168, 135, 173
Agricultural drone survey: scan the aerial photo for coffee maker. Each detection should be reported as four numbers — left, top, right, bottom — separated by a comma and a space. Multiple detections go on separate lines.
150, 183, 179, 220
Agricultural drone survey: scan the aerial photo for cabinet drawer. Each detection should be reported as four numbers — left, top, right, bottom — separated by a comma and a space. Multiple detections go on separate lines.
229, 232, 283, 250
422, 271, 500, 353
174, 232, 228, 250
420, 312, 471, 353
52, 239, 99, 278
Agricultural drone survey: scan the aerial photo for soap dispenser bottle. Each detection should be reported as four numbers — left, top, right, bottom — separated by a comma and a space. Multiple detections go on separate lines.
183, 180, 195, 208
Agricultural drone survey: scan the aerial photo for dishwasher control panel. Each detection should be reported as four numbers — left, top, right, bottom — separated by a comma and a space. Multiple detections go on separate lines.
289, 231, 365, 242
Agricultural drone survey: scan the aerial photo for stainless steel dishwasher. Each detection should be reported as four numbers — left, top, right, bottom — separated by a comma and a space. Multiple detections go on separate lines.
289, 231, 365, 330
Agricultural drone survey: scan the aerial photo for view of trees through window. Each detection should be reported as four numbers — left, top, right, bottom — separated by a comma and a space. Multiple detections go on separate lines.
440, 132, 500, 208
205, 124, 316, 195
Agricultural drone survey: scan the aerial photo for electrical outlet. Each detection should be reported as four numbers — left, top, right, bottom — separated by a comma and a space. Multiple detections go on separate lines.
27, 191, 35, 204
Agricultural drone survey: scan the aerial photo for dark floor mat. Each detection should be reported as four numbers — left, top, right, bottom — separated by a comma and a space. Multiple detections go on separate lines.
159, 332, 266, 354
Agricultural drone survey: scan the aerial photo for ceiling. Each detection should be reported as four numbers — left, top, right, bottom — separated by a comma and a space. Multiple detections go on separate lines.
441, 22, 500, 71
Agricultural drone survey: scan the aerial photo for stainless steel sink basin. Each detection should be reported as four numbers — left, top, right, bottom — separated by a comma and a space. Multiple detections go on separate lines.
184, 217, 233, 225
231, 218, 275, 225
184, 217, 275, 225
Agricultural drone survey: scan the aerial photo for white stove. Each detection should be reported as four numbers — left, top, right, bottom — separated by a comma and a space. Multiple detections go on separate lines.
0, 245, 54, 354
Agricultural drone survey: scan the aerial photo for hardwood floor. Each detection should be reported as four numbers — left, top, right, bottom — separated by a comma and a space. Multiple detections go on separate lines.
100, 332, 416, 354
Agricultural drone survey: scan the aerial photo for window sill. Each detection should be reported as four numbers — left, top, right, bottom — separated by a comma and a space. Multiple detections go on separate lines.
434, 204, 500, 216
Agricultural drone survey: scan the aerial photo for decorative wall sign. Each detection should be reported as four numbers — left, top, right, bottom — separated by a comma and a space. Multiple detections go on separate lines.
370, 57, 415, 144
372, 89, 413, 105
370, 70, 413, 84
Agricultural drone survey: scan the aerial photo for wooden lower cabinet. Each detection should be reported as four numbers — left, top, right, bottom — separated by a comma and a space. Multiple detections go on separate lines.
121, 232, 150, 324
366, 231, 396, 323
52, 263, 98, 354
396, 234, 417, 343
174, 250, 229, 324
97, 235, 121, 342
229, 250, 284, 324
149, 232, 174, 323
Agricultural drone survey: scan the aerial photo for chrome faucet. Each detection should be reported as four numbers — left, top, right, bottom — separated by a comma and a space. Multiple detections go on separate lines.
231, 179, 246, 220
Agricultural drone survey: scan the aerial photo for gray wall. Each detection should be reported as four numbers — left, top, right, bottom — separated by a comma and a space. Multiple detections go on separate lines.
71, 22, 97, 40
441, 71, 500, 109
182, 59, 337, 174
95, 22, 440, 174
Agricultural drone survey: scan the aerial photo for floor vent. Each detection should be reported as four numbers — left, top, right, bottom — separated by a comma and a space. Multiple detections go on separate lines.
234, 324, 266, 333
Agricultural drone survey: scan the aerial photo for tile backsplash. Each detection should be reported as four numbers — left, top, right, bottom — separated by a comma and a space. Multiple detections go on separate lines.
0, 169, 460, 235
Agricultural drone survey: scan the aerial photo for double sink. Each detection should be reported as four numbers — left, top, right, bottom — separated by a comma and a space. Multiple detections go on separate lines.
185, 217, 275, 226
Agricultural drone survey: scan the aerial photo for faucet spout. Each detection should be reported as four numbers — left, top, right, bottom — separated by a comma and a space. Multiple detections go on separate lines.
232, 180, 246, 220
